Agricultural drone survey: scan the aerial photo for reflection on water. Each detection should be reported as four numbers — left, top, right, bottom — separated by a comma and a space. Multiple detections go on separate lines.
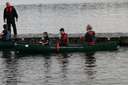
2, 51, 19, 85
84, 53, 96, 81
0, 52, 99, 85
43, 55, 52, 85
1, 48, 128, 85
58, 54, 69, 85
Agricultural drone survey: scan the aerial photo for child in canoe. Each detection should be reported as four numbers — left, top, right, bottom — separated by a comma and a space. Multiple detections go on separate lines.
85, 24, 96, 45
39, 32, 49, 46
55, 28, 68, 52
59, 28, 68, 46
0, 24, 11, 41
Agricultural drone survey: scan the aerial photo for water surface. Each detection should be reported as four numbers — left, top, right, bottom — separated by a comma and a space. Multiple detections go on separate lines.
0, 48, 128, 85
0, 2, 128, 34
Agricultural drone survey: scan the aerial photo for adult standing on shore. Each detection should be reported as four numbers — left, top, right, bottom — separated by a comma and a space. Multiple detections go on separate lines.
3, 2, 18, 38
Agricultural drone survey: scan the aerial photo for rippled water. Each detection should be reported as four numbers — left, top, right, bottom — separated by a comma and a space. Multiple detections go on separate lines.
0, 2, 128, 34
0, 1, 128, 85
0, 47, 127, 85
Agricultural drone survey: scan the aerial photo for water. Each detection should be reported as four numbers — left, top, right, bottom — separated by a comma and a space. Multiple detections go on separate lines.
0, 1, 128, 85
1, 0, 128, 5
0, 48, 127, 85
0, 2, 128, 34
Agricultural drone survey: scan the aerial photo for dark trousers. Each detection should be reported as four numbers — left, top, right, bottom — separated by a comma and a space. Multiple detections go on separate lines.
7, 20, 17, 35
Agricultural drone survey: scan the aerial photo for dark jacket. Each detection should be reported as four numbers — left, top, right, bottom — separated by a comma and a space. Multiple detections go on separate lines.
2, 30, 11, 41
4, 6, 18, 22
43, 36, 49, 46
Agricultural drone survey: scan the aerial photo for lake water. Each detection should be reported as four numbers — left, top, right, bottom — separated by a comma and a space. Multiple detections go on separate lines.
0, 1, 128, 85
0, 1, 128, 34
0, 47, 127, 85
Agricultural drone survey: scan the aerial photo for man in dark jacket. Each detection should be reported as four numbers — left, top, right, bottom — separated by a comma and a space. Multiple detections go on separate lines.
3, 2, 18, 38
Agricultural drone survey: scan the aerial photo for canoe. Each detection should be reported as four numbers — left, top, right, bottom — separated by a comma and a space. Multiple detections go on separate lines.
0, 41, 15, 49
0, 40, 118, 53
15, 41, 118, 53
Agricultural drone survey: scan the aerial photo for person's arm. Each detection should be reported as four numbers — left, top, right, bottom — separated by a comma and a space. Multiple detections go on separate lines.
0, 32, 2, 36
84, 33, 88, 42
0, 33, 3, 38
43, 40, 49, 45
93, 31, 96, 41
13, 7, 18, 21
3, 8, 7, 23
42, 37, 49, 45
0, 30, 5, 36
64, 34, 68, 43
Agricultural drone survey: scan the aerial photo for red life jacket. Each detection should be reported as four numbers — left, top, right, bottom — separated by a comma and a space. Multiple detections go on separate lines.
86, 31, 96, 45
88, 31, 95, 36
6, 6, 13, 13
61, 32, 68, 45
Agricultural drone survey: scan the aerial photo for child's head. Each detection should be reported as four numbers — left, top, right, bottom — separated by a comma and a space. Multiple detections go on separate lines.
3, 24, 8, 30
43, 32, 48, 37
60, 28, 65, 34
86, 24, 92, 31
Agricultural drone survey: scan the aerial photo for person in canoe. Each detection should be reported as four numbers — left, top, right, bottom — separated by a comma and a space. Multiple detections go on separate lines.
59, 28, 68, 46
85, 24, 96, 45
3, 2, 18, 38
55, 28, 68, 52
39, 32, 49, 46
0, 24, 11, 41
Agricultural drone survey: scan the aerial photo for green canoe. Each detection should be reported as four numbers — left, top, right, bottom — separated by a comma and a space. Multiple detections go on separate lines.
0, 41, 14, 49
15, 41, 118, 53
